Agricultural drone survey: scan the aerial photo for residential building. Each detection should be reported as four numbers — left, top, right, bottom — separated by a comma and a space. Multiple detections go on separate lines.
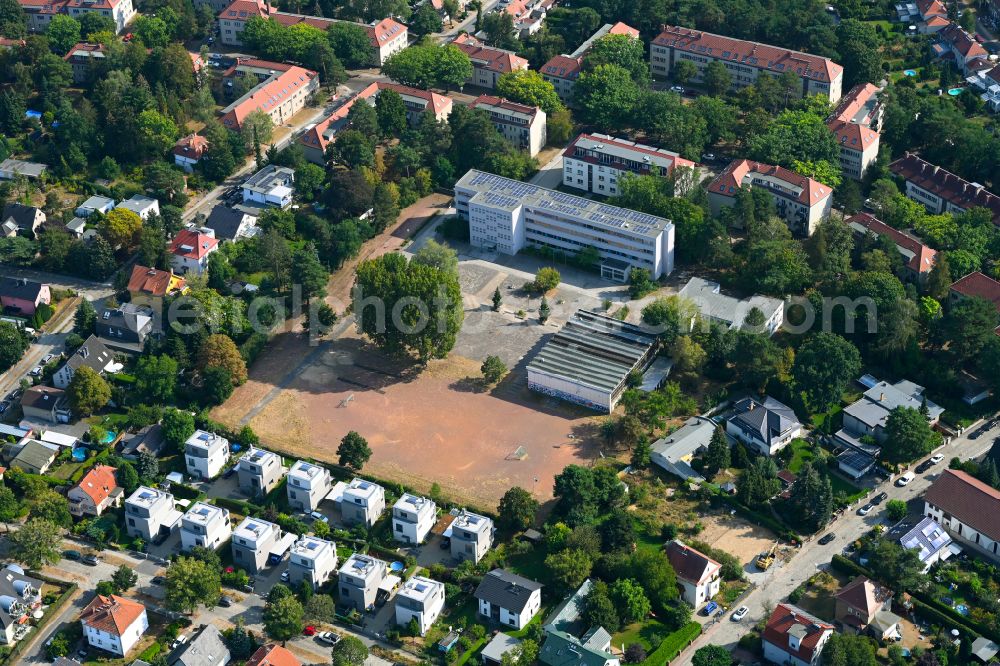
237, 447, 283, 497
0, 277, 49, 317
170, 229, 219, 276
482, 634, 524, 666
231, 517, 280, 573
394, 576, 445, 635
650, 26, 844, 103
826, 83, 882, 179
651, 416, 719, 482
950, 272, 1000, 324
125, 486, 181, 540
246, 644, 300, 666
96, 303, 154, 349
933, 22, 989, 75
80, 595, 148, 657
725, 396, 803, 456
66, 217, 86, 238
450, 510, 495, 563
167, 624, 230, 666
116, 195, 160, 220
708, 159, 833, 236
340, 478, 386, 527
0, 159, 46, 180
338, 553, 387, 611
762, 603, 834, 666
242, 165, 295, 209
184, 430, 230, 480
665, 540, 722, 609
19, 0, 135, 33
63, 42, 106, 84
392, 493, 436, 545
562, 133, 696, 197
924, 469, 1000, 563
540, 579, 619, 666
973, 637, 1000, 664
219, 60, 318, 132
527, 310, 660, 412
173, 134, 209, 173
0, 564, 42, 646
2, 203, 45, 237
846, 213, 937, 282
53, 335, 116, 389
127, 265, 186, 307
839, 378, 943, 447
470, 95, 546, 157
541, 22, 639, 106
450, 34, 529, 89
286, 460, 332, 512
19, 386, 71, 424
75, 195, 115, 218
180, 502, 232, 553
366, 17, 408, 64
9, 440, 57, 474
455, 170, 675, 281
67, 465, 121, 517
474, 569, 542, 630
895, 0, 949, 31
288, 536, 338, 589
885, 516, 955, 573
499, 0, 551, 37
121, 424, 166, 459
889, 152, 1000, 224
679, 277, 784, 335
204, 207, 259, 241
835, 576, 901, 641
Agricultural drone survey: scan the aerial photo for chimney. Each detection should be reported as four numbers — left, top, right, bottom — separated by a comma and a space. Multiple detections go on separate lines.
879, 393, 885, 401
749, 402, 755, 411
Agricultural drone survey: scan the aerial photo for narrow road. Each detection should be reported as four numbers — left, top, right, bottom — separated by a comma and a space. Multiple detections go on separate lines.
676, 421, 1000, 664
0, 295, 80, 401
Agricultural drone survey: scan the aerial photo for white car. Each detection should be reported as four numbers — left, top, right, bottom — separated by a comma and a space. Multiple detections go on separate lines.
170, 635, 188, 650
929, 454, 945, 464
317, 631, 342, 646
731, 606, 749, 622
28, 366, 42, 377
280, 571, 290, 582
896, 472, 915, 487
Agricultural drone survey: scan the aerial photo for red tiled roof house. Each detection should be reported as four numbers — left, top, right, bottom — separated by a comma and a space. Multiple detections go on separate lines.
540, 22, 639, 106
924, 469, 1000, 563
664, 540, 721, 609
451, 34, 528, 90
173, 134, 209, 173
949, 271, 1000, 333
834, 576, 901, 641
847, 212, 937, 283
80, 595, 148, 656
762, 603, 834, 666
67, 465, 122, 517
170, 229, 219, 277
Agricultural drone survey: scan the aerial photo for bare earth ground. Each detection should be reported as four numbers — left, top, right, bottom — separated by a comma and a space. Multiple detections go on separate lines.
697, 512, 780, 565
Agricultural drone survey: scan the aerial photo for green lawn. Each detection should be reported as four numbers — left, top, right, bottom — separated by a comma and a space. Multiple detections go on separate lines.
613, 618, 672, 652
828, 473, 867, 504
786, 439, 816, 474
507, 543, 548, 584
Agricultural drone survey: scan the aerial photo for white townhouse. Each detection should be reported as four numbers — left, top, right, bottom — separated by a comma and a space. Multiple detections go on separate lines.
287, 460, 333, 512
116, 195, 159, 220
665, 540, 721, 609
288, 536, 338, 589
562, 133, 696, 197
341, 478, 386, 528
241, 165, 295, 209
474, 569, 542, 630
0, 564, 42, 647
124, 486, 181, 541
184, 430, 230, 480
231, 517, 281, 574
395, 576, 445, 635
470, 95, 546, 157
392, 494, 436, 545
237, 447, 284, 497
339, 553, 388, 612
450, 510, 494, 564
80, 595, 148, 657
180, 502, 232, 553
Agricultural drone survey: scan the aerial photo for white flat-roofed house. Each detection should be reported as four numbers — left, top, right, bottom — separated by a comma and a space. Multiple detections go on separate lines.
341, 478, 386, 528
116, 195, 159, 220
339, 553, 387, 611
231, 517, 280, 574
184, 430, 230, 480
450, 510, 494, 564
395, 576, 445, 635
470, 95, 546, 157
286, 460, 333, 512
474, 569, 542, 630
242, 165, 295, 209
124, 486, 181, 540
392, 494, 436, 545
0, 563, 42, 646
454, 169, 675, 282
237, 447, 283, 497
75, 195, 115, 218
562, 133, 696, 197
180, 502, 232, 553
80, 595, 148, 657
288, 536, 338, 589
679, 277, 785, 336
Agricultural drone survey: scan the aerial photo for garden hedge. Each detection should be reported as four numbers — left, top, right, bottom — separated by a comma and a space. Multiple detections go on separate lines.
639, 621, 701, 665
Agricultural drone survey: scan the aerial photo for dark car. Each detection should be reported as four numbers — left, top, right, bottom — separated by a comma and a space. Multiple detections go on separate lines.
871, 492, 888, 504
63, 549, 82, 561
81, 554, 99, 566
219, 596, 233, 607
916, 460, 934, 474
818, 533, 836, 545
439, 537, 451, 550
151, 576, 166, 586
223, 466, 238, 479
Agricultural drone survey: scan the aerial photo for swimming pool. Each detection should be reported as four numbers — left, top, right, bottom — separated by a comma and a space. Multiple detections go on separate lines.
904, 69, 917, 76
71, 447, 87, 462
948, 87, 963, 96
389, 561, 405, 573
101, 431, 116, 444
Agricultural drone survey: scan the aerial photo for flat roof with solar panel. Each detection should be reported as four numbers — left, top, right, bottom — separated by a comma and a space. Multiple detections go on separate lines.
456, 170, 672, 239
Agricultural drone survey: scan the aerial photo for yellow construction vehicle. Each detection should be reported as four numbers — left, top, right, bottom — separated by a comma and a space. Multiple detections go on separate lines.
756, 542, 778, 570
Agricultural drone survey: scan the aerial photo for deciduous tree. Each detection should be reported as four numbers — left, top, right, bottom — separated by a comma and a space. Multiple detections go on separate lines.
338, 431, 372, 470
67, 366, 111, 417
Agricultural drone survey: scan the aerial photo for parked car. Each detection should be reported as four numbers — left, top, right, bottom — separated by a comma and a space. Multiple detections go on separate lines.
439, 537, 451, 550
731, 606, 749, 621
702, 601, 719, 616
280, 571, 290, 582
223, 466, 237, 479
219, 596, 233, 607
317, 631, 341, 646
915, 460, 934, 474
81, 554, 99, 566
930, 453, 945, 464
897, 472, 915, 486
818, 533, 836, 545
303, 626, 316, 636
151, 576, 166, 586
28, 366, 42, 377
309, 511, 328, 523
701, 152, 716, 162
41, 354, 54, 364
670, 85, 685, 93
0, 401, 9, 414
872, 492, 888, 504
171, 635, 188, 650
857, 504, 873, 516
63, 549, 82, 561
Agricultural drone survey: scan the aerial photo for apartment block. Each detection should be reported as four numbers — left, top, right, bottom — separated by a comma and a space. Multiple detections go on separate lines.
288, 536, 338, 589
124, 486, 179, 540
450, 510, 495, 563
541, 22, 639, 106
470, 95, 546, 157
889, 152, 1000, 224
650, 25, 843, 103
392, 494, 437, 545
237, 447, 284, 497
64, 43, 106, 84
184, 430, 230, 480
451, 34, 529, 89
219, 59, 318, 132
287, 460, 333, 512
826, 83, 882, 180
180, 502, 232, 553
707, 159, 833, 236
339, 553, 387, 611
231, 517, 280, 574
341, 478, 386, 528
395, 576, 445, 635
20, 0, 136, 34
562, 133, 695, 197
454, 169, 675, 282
